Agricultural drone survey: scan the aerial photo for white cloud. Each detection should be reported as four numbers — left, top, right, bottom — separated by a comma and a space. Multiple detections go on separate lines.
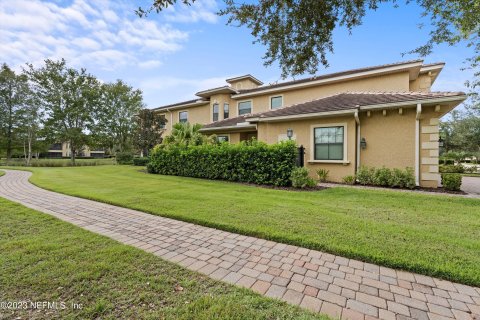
0, 0, 191, 70
138, 60, 163, 69
164, 0, 219, 23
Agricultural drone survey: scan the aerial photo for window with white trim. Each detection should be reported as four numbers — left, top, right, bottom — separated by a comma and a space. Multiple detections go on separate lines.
217, 135, 229, 143
270, 96, 283, 109
179, 111, 188, 123
314, 126, 344, 160
238, 101, 252, 115
223, 103, 229, 119
212, 103, 219, 122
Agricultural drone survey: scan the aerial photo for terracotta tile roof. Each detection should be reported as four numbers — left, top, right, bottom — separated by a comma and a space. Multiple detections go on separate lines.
254, 91, 466, 119
202, 114, 253, 129
202, 91, 465, 129
236, 60, 425, 95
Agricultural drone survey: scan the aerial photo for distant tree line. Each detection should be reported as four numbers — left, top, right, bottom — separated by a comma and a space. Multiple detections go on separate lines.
440, 107, 480, 161
0, 59, 166, 164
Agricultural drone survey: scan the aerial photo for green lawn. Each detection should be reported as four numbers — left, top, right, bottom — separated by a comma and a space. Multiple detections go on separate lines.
5, 165, 480, 286
0, 197, 325, 320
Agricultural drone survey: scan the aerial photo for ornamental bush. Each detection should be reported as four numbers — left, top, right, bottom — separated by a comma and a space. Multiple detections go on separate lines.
116, 151, 134, 165
356, 166, 375, 185
148, 140, 297, 186
290, 167, 316, 188
441, 173, 462, 191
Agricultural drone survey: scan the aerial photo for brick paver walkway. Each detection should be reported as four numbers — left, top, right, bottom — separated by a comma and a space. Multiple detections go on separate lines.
1, 169, 479, 320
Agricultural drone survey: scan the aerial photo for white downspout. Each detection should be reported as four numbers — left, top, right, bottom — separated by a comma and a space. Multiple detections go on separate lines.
415, 104, 422, 186
354, 110, 360, 171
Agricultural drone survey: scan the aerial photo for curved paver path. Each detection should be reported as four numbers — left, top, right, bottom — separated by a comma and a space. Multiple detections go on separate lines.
0, 169, 479, 320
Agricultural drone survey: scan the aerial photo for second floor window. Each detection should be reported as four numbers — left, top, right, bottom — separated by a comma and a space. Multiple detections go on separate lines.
238, 101, 252, 115
271, 96, 283, 109
224, 103, 229, 119
179, 111, 188, 123
212, 103, 219, 122
159, 115, 166, 129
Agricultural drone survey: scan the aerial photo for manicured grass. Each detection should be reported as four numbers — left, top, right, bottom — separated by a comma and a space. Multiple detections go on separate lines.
0, 170, 4, 177
0, 197, 325, 319
9, 165, 480, 286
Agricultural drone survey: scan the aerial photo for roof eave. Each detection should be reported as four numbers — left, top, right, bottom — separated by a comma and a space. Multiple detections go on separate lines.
154, 100, 210, 111
199, 124, 257, 133
232, 61, 424, 99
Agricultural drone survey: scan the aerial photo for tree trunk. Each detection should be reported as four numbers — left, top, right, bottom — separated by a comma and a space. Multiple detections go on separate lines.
27, 131, 32, 166
23, 139, 27, 164
70, 141, 76, 165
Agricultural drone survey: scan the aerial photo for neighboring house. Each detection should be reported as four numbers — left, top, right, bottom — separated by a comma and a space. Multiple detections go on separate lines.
153, 60, 466, 188
46, 142, 105, 158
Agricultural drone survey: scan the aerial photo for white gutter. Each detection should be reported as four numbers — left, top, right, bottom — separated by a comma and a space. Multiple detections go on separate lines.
415, 103, 422, 186
354, 110, 361, 171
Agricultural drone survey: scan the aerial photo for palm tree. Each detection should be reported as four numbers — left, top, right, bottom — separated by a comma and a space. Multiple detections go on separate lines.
163, 122, 216, 146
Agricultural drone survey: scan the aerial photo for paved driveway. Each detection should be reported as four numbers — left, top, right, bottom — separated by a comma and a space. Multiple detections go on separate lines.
462, 176, 480, 195
0, 169, 479, 320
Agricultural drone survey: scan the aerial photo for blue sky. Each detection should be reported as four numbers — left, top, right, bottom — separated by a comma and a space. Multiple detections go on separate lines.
0, 0, 475, 109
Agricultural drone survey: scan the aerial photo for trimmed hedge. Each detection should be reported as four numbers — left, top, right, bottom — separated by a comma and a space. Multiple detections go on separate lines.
148, 140, 297, 186
133, 157, 150, 166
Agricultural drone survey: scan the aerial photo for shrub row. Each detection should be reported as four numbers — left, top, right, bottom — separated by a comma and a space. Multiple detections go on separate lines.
148, 140, 297, 186
356, 166, 416, 189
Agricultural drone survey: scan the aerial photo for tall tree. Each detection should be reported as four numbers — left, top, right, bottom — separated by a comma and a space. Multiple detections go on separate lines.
18, 97, 43, 166
133, 109, 166, 156
0, 63, 30, 160
138, 0, 479, 95
93, 80, 144, 154
26, 59, 100, 164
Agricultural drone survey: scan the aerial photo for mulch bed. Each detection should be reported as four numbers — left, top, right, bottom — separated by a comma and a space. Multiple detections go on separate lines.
323, 181, 467, 195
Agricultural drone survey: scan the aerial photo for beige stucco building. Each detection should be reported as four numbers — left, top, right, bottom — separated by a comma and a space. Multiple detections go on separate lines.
46, 142, 105, 158
153, 60, 466, 188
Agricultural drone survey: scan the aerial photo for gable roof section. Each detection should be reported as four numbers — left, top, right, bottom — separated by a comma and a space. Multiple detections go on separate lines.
232, 60, 425, 99
226, 74, 264, 85
201, 91, 466, 131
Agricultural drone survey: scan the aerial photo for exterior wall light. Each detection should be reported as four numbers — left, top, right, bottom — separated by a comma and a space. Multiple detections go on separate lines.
438, 137, 444, 148
287, 128, 293, 140
360, 137, 367, 149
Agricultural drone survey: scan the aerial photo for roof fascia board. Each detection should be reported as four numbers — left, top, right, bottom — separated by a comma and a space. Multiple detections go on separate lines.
232, 62, 423, 99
